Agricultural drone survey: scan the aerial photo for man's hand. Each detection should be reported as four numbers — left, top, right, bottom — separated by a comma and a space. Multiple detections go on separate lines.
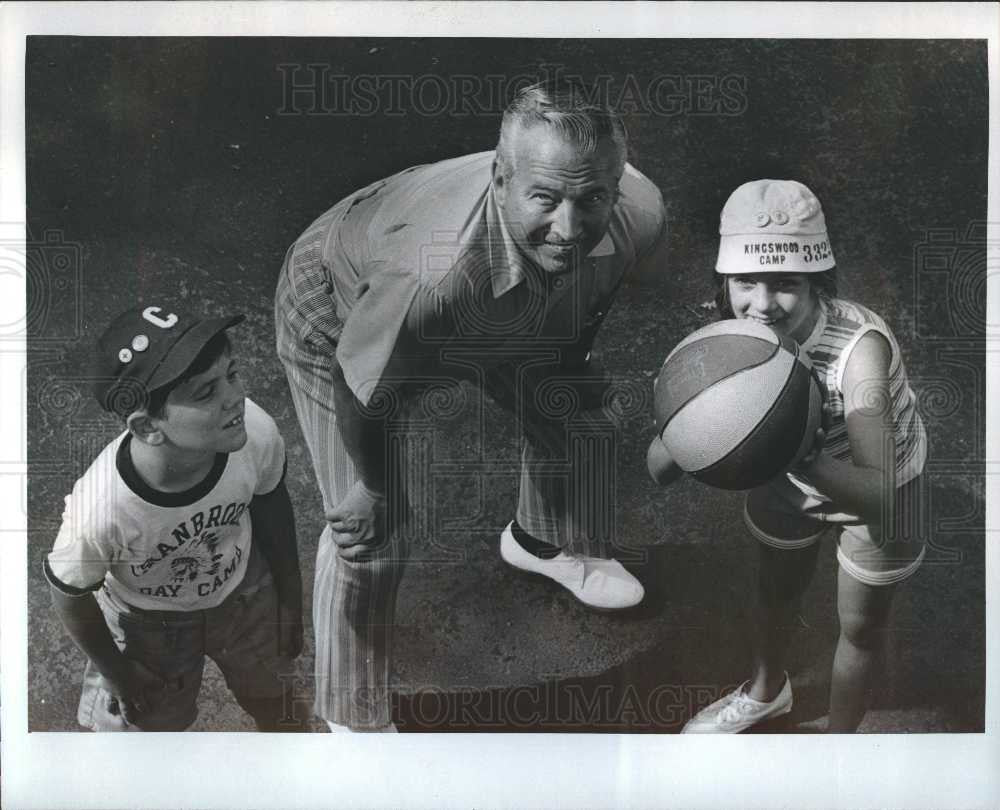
325, 481, 386, 561
277, 602, 304, 659
103, 658, 165, 726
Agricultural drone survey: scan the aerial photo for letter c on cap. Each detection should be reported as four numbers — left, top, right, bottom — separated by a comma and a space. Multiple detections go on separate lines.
142, 307, 178, 329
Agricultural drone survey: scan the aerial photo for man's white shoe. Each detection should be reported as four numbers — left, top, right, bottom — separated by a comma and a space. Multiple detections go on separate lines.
681, 675, 793, 733
499, 523, 644, 610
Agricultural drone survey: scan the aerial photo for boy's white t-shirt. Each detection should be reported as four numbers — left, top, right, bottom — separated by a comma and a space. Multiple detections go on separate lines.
46, 398, 285, 611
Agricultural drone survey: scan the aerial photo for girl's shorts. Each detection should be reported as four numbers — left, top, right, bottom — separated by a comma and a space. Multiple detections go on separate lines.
743, 474, 926, 587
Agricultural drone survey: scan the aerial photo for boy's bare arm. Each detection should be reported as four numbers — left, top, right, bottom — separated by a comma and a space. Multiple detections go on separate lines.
49, 586, 163, 724
248, 478, 304, 659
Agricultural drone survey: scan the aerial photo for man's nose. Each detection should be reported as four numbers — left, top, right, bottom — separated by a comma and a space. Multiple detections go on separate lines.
549, 201, 584, 243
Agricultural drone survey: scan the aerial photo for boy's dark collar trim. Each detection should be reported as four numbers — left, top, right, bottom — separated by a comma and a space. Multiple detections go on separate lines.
117, 434, 229, 507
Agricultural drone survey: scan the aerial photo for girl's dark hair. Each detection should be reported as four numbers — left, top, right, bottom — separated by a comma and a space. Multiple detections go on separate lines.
144, 331, 232, 419
713, 268, 839, 318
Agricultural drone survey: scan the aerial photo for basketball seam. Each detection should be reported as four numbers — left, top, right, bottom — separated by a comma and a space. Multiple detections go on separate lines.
665, 320, 781, 361
694, 358, 810, 488
656, 335, 780, 433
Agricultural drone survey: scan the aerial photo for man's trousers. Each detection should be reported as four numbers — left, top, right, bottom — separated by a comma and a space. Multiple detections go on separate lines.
276, 254, 624, 729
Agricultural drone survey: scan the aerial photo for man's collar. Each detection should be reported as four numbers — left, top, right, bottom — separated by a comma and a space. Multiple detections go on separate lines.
486, 188, 528, 297
588, 232, 616, 257
486, 184, 617, 298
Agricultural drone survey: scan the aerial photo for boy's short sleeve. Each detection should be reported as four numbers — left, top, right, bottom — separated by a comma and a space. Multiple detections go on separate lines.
245, 399, 286, 496
46, 489, 115, 595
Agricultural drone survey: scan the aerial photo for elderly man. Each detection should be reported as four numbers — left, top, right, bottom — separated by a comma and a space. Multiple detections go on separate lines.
275, 80, 667, 731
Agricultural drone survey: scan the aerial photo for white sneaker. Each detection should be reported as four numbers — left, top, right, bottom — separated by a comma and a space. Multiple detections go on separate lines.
681, 675, 793, 733
327, 720, 398, 733
499, 523, 644, 610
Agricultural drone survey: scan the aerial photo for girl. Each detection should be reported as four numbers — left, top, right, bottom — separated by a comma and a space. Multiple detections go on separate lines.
649, 179, 927, 732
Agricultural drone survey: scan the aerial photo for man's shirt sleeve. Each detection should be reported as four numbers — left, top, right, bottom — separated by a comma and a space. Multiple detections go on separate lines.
634, 207, 668, 280
334, 268, 425, 407
619, 165, 669, 282
335, 266, 457, 406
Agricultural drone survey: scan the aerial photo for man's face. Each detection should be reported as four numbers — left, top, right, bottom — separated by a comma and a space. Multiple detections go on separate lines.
494, 124, 623, 275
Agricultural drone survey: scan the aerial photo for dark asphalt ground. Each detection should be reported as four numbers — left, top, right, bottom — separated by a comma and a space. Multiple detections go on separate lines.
25, 38, 986, 734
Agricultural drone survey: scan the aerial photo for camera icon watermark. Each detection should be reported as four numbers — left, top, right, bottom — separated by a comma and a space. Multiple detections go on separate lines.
913, 221, 997, 341
0, 224, 83, 342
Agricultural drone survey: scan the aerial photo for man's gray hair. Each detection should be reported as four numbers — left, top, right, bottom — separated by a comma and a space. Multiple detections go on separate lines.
496, 80, 628, 179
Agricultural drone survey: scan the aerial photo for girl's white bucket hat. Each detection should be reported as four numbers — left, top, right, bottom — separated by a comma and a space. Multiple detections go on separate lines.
717, 179, 836, 274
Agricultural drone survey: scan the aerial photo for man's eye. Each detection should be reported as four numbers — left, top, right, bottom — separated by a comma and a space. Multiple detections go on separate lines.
532, 194, 556, 204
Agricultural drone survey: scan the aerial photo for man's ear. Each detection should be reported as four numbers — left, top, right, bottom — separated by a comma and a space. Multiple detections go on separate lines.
491, 157, 507, 207
127, 409, 164, 446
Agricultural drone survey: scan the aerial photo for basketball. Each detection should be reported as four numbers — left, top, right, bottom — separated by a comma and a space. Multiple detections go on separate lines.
653, 319, 823, 490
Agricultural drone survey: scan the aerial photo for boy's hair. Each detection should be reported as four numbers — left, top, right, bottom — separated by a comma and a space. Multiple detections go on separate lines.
713, 269, 839, 319
143, 331, 232, 419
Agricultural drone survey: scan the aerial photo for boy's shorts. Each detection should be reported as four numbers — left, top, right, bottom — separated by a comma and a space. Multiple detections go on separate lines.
743, 474, 926, 587
78, 541, 293, 731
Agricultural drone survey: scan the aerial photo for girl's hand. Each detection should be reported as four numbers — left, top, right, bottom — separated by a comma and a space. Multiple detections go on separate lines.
792, 400, 831, 472
647, 434, 685, 486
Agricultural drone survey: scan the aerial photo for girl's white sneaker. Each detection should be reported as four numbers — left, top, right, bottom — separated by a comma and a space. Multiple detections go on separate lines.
681, 675, 792, 733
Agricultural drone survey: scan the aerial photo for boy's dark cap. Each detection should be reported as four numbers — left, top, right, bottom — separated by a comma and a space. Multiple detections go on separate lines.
94, 305, 244, 417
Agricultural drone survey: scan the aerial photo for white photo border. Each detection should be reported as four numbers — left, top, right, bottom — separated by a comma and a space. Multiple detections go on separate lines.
2, 3, 997, 809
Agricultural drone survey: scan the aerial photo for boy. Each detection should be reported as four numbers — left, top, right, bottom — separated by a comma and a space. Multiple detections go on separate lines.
45, 304, 305, 731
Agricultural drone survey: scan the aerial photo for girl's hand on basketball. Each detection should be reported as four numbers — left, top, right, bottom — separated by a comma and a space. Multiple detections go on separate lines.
794, 401, 831, 471
647, 434, 685, 486
325, 481, 386, 561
